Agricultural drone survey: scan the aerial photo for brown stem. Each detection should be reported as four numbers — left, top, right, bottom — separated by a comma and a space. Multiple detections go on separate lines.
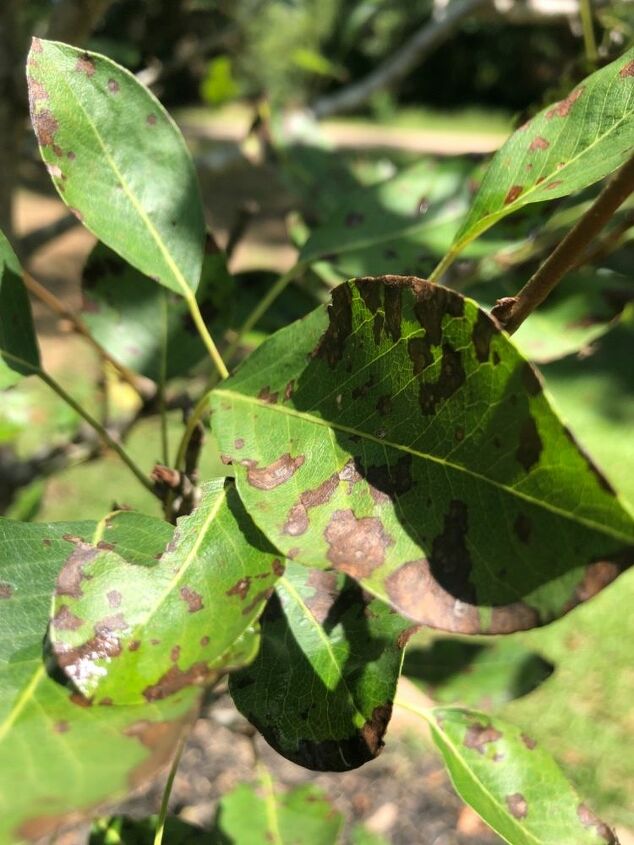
491, 154, 634, 334
23, 271, 155, 401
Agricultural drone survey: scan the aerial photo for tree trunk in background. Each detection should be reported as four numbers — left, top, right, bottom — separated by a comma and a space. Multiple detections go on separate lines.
45, 0, 116, 44
0, 0, 23, 241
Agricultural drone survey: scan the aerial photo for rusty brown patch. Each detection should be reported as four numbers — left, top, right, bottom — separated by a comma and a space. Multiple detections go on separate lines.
490, 602, 540, 633
0, 583, 12, 599
620, 60, 634, 78
257, 386, 279, 404
55, 616, 126, 685
529, 136, 550, 151
56, 543, 98, 598
226, 577, 251, 600
143, 662, 211, 701
147, 114, 158, 126
234, 438, 245, 449
170, 645, 181, 663
247, 453, 305, 490
305, 570, 340, 623
107, 589, 122, 608
284, 380, 295, 402
125, 708, 199, 788
506, 793, 528, 819
200, 635, 210, 646
464, 721, 502, 753
283, 473, 339, 536
396, 625, 420, 649
32, 109, 59, 147
68, 692, 92, 708
546, 86, 584, 118
315, 283, 353, 368
324, 509, 392, 578
28, 78, 48, 102
419, 343, 466, 415
384, 284, 403, 343
52, 605, 84, 631
472, 309, 499, 363
272, 558, 285, 577
546, 180, 563, 190
563, 559, 626, 615
504, 185, 523, 205
360, 702, 392, 757
107, 78, 120, 93
180, 586, 204, 613
242, 587, 274, 616
521, 733, 537, 749
577, 803, 617, 843
129, 640, 141, 652
75, 54, 96, 76
515, 416, 542, 471
513, 513, 532, 544
54, 720, 70, 734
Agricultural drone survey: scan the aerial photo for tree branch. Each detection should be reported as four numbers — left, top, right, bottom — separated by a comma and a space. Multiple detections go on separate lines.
310, 0, 492, 119
491, 154, 634, 334
45, 0, 117, 44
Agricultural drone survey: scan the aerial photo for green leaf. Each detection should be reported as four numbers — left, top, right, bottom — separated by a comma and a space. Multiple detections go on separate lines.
211, 276, 634, 634
50, 480, 283, 704
81, 239, 234, 381
403, 638, 553, 708
465, 268, 633, 363
213, 780, 344, 845
0, 517, 199, 843
425, 706, 618, 845
443, 48, 634, 267
0, 231, 40, 388
27, 39, 205, 297
230, 562, 411, 771
91, 816, 206, 845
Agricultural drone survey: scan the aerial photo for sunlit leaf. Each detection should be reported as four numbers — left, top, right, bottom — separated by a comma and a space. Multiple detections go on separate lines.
441, 48, 634, 268
50, 480, 283, 704
0, 517, 199, 843
211, 276, 634, 634
27, 39, 205, 296
230, 562, 411, 771
0, 230, 40, 388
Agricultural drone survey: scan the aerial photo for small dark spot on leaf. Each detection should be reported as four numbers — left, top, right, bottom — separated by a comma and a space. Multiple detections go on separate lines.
107, 78, 120, 93
32, 109, 59, 147
54, 720, 70, 734
577, 804, 616, 843
52, 605, 84, 630
200, 635, 210, 646
257, 386, 278, 404
376, 394, 392, 416
227, 577, 251, 600
179, 586, 204, 613
513, 513, 532, 544
620, 60, 634, 78
529, 136, 549, 151
418, 343, 466, 415
272, 559, 285, 577
546, 86, 584, 118
234, 438, 245, 449
129, 640, 141, 652
147, 114, 157, 126
464, 721, 502, 753
315, 284, 353, 368
75, 54, 96, 77
345, 211, 364, 227
504, 185, 523, 205
143, 662, 211, 701
56, 543, 97, 598
247, 453, 305, 490
0, 583, 12, 599
506, 793, 528, 819
521, 733, 537, 749
472, 309, 498, 363
522, 362, 542, 395
170, 645, 181, 663
516, 416, 542, 471
546, 180, 563, 190
106, 589, 122, 608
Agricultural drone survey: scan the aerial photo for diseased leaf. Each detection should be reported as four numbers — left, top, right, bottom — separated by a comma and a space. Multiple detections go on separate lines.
213, 780, 344, 845
444, 49, 634, 265
403, 639, 553, 708
50, 480, 283, 704
0, 517, 199, 844
211, 276, 634, 634
465, 268, 633, 363
81, 239, 234, 381
0, 230, 40, 388
230, 562, 411, 771
427, 706, 618, 845
27, 39, 205, 296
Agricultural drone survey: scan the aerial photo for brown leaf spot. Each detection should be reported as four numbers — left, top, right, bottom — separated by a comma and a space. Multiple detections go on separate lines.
513, 513, 532, 544
226, 577, 251, 600
69, 692, 92, 708
305, 570, 340, 623
56, 543, 98, 598
28, 78, 48, 102
55, 615, 127, 685
0, 583, 12, 599
472, 309, 499, 363
234, 438, 245, 449
247, 453, 305, 490
522, 362, 543, 396
143, 662, 211, 701
75, 54, 96, 76
129, 640, 141, 652
546, 86, 584, 118
180, 586, 204, 613
200, 635, 210, 646
315, 283, 353, 368
521, 733, 537, 749
506, 793, 528, 819
396, 625, 419, 649
360, 702, 392, 758
504, 185, 524, 205
147, 113, 157, 126
258, 386, 278, 404
619, 60, 634, 78
563, 559, 625, 614
54, 720, 70, 734
125, 709, 198, 788
339, 458, 363, 492
529, 136, 550, 151
283, 473, 339, 536
516, 416, 542, 471
272, 558, 285, 577
419, 343, 466, 415
578, 803, 617, 843
107, 78, 120, 93
170, 645, 181, 663
546, 180, 563, 190
430, 500, 474, 603
107, 589, 122, 608
345, 211, 364, 227
324, 509, 392, 578
52, 605, 84, 631
32, 109, 59, 147
464, 721, 502, 753
31, 37, 43, 53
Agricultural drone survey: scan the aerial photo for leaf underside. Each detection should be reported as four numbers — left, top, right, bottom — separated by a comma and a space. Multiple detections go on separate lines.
211, 276, 634, 634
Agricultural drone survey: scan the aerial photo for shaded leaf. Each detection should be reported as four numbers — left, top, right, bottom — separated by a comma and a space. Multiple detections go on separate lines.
0, 230, 40, 388
466, 268, 633, 363
230, 562, 410, 771
427, 706, 618, 845
90, 816, 206, 845
403, 638, 553, 708
213, 780, 344, 845
211, 276, 634, 634
0, 517, 199, 843
27, 39, 205, 296
81, 240, 234, 381
50, 480, 282, 704
444, 48, 634, 265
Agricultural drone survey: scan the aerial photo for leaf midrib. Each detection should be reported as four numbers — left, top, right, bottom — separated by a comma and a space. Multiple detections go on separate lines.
215, 388, 634, 544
